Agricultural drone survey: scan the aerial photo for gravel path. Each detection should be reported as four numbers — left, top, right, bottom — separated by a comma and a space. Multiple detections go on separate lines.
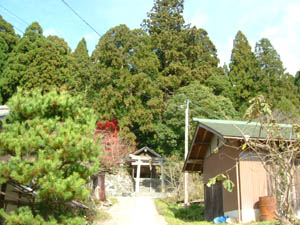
101, 196, 167, 225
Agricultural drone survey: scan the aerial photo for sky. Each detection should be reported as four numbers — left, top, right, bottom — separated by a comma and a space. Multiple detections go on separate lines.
1, 0, 299, 75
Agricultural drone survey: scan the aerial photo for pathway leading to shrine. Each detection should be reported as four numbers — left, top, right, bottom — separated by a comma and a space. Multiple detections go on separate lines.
100, 196, 167, 225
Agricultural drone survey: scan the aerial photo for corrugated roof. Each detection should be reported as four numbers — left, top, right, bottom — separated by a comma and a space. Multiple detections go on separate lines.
183, 118, 296, 172
192, 118, 295, 139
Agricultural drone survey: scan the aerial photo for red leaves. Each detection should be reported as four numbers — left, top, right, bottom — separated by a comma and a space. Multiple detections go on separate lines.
96, 119, 119, 133
95, 119, 130, 169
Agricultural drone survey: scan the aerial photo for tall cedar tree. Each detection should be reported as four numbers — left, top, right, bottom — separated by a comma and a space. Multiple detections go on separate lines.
0, 15, 19, 103
142, 0, 219, 94
229, 30, 259, 113
255, 38, 300, 115
0, 89, 100, 224
0, 22, 76, 103
72, 38, 91, 96
91, 25, 164, 143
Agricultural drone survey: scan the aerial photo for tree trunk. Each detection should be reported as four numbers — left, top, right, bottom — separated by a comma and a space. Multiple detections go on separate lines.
99, 174, 106, 201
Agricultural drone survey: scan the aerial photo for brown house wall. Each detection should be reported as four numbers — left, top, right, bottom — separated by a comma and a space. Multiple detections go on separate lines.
203, 141, 240, 212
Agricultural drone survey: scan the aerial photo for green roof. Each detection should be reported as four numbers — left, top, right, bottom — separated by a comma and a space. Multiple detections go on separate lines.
192, 118, 295, 139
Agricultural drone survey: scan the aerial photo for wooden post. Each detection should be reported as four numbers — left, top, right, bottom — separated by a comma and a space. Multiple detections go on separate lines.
99, 174, 106, 201
161, 163, 165, 193
136, 159, 141, 193
150, 165, 152, 193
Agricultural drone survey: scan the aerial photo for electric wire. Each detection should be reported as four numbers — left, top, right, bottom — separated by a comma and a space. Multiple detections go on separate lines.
12, 25, 24, 34
60, 0, 101, 38
0, 4, 29, 26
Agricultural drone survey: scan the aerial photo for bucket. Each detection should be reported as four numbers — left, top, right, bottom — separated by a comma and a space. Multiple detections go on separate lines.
259, 196, 276, 221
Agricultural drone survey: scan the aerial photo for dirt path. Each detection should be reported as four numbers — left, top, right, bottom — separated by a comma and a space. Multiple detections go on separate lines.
100, 196, 167, 225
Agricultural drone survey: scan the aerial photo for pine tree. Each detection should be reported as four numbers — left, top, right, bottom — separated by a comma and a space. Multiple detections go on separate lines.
91, 25, 164, 142
229, 30, 259, 113
0, 89, 100, 224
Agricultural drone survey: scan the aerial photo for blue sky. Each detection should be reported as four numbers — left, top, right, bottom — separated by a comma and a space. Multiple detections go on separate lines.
1, 0, 299, 75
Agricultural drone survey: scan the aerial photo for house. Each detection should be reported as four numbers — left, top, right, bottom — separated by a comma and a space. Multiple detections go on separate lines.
183, 118, 300, 222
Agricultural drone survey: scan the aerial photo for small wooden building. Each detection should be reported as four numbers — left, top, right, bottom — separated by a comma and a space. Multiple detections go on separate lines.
183, 118, 300, 222
128, 147, 164, 193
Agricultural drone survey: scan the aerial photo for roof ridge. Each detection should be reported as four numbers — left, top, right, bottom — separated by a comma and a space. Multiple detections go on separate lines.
192, 118, 292, 128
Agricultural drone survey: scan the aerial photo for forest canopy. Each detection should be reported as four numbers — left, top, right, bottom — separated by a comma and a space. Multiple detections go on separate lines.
0, 0, 299, 157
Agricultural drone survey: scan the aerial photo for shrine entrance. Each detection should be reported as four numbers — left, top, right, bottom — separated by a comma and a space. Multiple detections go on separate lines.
128, 147, 164, 193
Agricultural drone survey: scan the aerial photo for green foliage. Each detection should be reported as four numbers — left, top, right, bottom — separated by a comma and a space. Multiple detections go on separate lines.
0, 15, 19, 103
0, 207, 86, 225
155, 199, 211, 225
255, 38, 300, 115
142, 0, 220, 93
0, 89, 100, 224
91, 25, 164, 142
229, 30, 260, 113
0, 22, 76, 103
153, 82, 237, 156
207, 174, 235, 193
204, 67, 233, 100
71, 38, 91, 96
295, 71, 300, 93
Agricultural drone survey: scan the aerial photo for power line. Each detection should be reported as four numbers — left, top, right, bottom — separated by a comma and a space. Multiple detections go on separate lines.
12, 25, 24, 34
0, 4, 29, 26
60, 0, 101, 38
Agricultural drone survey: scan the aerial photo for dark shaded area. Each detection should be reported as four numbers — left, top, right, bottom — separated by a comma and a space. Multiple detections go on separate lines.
204, 182, 224, 221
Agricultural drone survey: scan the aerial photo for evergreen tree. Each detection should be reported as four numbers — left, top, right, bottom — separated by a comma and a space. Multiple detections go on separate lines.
91, 25, 164, 142
0, 89, 100, 224
0, 22, 75, 102
255, 38, 284, 101
72, 38, 91, 96
142, 0, 219, 93
229, 30, 259, 113
205, 66, 233, 100
0, 15, 19, 103
255, 38, 300, 114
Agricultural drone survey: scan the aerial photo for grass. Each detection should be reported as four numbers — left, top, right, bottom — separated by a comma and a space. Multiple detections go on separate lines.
155, 199, 213, 225
154, 199, 277, 225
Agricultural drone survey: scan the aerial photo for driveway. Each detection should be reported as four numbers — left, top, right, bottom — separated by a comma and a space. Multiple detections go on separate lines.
101, 196, 167, 225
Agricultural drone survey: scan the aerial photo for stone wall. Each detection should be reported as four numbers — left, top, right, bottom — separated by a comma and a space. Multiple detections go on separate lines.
105, 169, 134, 196
138, 178, 162, 193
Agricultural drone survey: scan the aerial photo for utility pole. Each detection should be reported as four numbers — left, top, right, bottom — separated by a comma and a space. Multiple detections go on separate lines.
184, 99, 190, 207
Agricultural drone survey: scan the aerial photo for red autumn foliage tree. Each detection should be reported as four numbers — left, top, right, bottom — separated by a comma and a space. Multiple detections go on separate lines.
94, 120, 133, 201
95, 119, 132, 169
